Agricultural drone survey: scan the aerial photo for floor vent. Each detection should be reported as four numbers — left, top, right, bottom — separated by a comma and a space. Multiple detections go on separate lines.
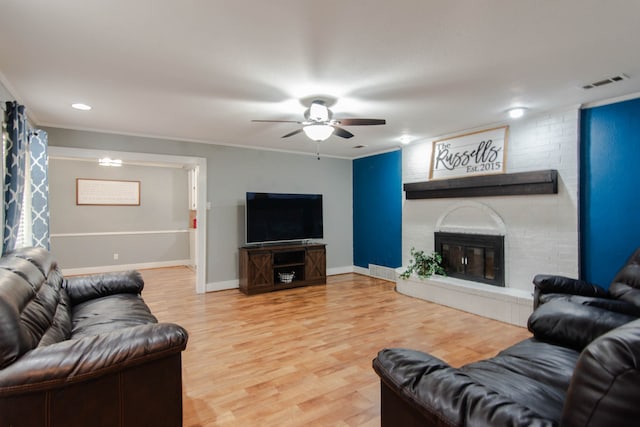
368, 264, 397, 282
582, 74, 628, 89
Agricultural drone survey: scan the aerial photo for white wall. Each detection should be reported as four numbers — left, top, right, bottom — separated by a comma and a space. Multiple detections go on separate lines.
402, 108, 579, 292
44, 127, 354, 288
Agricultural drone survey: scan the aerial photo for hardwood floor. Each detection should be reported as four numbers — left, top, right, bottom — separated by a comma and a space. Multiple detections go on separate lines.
139, 267, 531, 427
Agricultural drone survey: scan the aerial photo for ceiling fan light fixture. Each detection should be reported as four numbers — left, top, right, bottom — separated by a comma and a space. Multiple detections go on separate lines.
308, 101, 330, 122
303, 124, 334, 141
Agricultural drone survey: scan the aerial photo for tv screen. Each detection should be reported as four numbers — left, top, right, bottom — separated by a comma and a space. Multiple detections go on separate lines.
246, 192, 323, 244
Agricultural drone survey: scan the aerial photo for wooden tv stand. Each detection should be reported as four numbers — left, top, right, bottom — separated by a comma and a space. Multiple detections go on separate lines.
239, 243, 326, 295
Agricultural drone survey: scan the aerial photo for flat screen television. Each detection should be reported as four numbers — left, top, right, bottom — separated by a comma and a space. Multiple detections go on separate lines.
245, 192, 323, 244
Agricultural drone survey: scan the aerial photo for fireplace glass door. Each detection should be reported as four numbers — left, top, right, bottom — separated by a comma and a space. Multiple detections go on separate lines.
435, 232, 504, 286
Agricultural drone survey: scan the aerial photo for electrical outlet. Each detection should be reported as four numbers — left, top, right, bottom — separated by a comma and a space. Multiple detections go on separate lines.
113, 253, 119, 260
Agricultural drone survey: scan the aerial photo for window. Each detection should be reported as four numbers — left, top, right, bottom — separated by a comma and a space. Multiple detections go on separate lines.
1, 120, 33, 251
15, 151, 32, 248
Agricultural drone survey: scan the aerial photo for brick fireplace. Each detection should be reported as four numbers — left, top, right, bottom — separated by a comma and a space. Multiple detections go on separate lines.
398, 108, 581, 325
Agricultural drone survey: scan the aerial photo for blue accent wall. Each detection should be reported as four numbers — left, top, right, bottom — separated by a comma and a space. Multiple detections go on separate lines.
353, 150, 402, 268
580, 97, 640, 287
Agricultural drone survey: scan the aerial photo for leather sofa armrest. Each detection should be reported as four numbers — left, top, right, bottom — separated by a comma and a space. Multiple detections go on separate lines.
533, 274, 610, 308
528, 299, 635, 351
533, 274, 609, 298
0, 323, 187, 396
64, 270, 144, 304
373, 348, 450, 389
561, 318, 640, 427
373, 348, 547, 426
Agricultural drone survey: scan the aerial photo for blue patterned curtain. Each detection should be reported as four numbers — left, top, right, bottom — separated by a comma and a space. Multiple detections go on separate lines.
3, 101, 28, 253
2, 102, 49, 254
29, 130, 49, 249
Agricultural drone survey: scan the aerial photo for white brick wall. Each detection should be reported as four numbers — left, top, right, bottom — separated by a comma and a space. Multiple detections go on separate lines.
402, 108, 580, 293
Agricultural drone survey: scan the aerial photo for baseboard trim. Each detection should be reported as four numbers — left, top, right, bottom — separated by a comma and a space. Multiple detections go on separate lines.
352, 265, 398, 282
206, 279, 240, 292
353, 266, 369, 275
61, 259, 192, 276
327, 266, 355, 276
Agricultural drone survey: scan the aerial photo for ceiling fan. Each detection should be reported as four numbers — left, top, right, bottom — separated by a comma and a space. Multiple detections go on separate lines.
252, 100, 386, 142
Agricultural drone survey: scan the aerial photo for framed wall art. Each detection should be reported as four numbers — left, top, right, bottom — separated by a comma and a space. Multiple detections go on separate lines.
76, 178, 140, 206
429, 125, 508, 180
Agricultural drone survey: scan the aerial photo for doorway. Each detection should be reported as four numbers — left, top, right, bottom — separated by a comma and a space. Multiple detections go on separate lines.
48, 146, 207, 293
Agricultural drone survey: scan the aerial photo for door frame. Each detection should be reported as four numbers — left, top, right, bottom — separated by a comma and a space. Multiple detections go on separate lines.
49, 146, 208, 293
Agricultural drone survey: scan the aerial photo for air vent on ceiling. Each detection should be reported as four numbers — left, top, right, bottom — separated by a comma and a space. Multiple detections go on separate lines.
582, 74, 629, 89
353, 145, 368, 149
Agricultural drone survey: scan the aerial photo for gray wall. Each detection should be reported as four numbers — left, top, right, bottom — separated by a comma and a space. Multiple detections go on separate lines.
45, 127, 354, 285
49, 158, 190, 269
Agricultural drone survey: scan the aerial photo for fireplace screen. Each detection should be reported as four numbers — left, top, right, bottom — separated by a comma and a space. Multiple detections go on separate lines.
435, 232, 504, 287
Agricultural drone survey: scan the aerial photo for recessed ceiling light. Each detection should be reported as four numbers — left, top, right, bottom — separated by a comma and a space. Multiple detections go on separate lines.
399, 135, 412, 145
71, 103, 92, 111
98, 157, 122, 167
507, 107, 526, 119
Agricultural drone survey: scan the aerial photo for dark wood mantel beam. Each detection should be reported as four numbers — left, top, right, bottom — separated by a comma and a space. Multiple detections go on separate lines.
404, 169, 558, 199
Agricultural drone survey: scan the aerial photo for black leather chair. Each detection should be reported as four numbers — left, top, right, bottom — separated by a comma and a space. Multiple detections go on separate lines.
533, 248, 640, 315
373, 248, 640, 426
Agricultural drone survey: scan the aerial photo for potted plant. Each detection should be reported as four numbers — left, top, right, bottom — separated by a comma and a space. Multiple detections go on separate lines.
399, 247, 446, 279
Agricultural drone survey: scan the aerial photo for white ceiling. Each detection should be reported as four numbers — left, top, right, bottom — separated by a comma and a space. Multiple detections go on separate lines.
1, 0, 639, 159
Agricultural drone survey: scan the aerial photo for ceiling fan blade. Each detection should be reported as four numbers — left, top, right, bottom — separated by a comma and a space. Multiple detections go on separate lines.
333, 126, 354, 139
252, 119, 303, 123
338, 118, 386, 126
281, 129, 303, 138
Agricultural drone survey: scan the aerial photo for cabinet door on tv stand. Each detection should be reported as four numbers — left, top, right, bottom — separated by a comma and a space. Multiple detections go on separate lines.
305, 247, 326, 282
248, 252, 273, 290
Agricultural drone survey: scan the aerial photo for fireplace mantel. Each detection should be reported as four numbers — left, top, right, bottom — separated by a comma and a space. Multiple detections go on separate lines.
404, 169, 558, 200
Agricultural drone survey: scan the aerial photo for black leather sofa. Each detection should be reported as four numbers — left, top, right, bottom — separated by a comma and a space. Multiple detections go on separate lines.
0, 247, 188, 427
373, 248, 640, 426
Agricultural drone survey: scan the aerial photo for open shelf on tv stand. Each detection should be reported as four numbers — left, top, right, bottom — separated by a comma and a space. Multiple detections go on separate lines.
239, 243, 327, 295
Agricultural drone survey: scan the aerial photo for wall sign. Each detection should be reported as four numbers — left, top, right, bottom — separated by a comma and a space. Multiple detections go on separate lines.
76, 178, 140, 206
429, 126, 508, 180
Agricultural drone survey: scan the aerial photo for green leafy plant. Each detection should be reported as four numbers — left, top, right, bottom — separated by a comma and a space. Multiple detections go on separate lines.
399, 248, 446, 279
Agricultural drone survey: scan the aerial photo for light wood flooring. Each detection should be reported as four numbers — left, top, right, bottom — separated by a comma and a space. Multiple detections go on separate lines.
140, 267, 531, 427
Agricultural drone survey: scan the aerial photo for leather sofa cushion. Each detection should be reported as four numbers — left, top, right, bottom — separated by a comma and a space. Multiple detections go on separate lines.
71, 294, 158, 339
374, 339, 580, 425
536, 293, 640, 317
0, 257, 71, 369
65, 270, 144, 304
533, 274, 610, 298
609, 248, 640, 308
0, 255, 48, 288
8, 246, 59, 279
528, 299, 636, 351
